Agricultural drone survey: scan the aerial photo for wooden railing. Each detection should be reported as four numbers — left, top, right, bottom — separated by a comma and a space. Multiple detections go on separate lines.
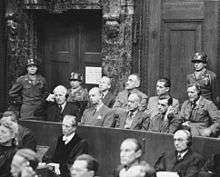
19, 120, 220, 177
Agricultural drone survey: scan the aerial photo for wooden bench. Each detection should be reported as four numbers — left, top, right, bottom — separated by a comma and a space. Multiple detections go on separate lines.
19, 120, 220, 177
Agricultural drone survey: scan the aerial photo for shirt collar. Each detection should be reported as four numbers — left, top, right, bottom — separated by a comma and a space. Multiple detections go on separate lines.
60, 101, 67, 111
62, 132, 75, 144
95, 102, 104, 112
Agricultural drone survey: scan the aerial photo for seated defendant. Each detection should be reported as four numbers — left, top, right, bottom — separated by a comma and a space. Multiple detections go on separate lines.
180, 83, 220, 137
9, 58, 48, 119
69, 154, 99, 177
155, 130, 205, 177
148, 97, 181, 134
67, 72, 89, 113
116, 93, 149, 130
113, 74, 148, 111
147, 78, 179, 118
81, 87, 115, 127
99, 76, 116, 108
43, 115, 88, 177
46, 85, 81, 122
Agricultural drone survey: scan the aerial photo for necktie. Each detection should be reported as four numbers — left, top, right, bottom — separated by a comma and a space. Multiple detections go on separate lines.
177, 153, 182, 161
59, 105, 62, 113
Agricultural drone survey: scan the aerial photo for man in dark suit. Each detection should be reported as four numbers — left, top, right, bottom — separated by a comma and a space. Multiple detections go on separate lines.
46, 85, 81, 122
146, 78, 179, 119
148, 97, 181, 134
81, 87, 115, 127
43, 115, 88, 177
1, 110, 37, 151
154, 129, 205, 177
116, 93, 149, 130
99, 76, 116, 108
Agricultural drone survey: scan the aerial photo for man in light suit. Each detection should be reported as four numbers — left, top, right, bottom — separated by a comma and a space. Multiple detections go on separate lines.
147, 78, 179, 118
81, 87, 115, 127
116, 93, 149, 130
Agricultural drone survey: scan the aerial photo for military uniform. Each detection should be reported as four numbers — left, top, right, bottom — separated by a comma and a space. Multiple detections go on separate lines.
180, 96, 220, 136
9, 74, 48, 119
187, 69, 216, 101
67, 87, 88, 102
67, 72, 89, 114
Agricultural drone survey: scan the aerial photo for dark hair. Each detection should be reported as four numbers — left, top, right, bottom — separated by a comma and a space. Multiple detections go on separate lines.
158, 96, 173, 106
157, 78, 171, 88
75, 154, 99, 175
15, 149, 39, 170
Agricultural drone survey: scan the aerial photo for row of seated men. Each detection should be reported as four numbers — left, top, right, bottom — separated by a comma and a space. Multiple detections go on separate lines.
42, 74, 220, 138
7, 53, 219, 137
0, 112, 219, 177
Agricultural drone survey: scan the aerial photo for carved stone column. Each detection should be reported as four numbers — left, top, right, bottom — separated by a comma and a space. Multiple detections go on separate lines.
102, 0, 134, 91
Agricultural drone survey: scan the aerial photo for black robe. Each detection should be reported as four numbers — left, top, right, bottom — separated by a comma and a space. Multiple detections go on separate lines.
43, 133, 88, 177
0, 144, 16, 177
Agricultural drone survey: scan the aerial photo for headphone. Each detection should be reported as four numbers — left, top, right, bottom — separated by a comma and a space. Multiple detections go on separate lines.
182, 129, 192, 147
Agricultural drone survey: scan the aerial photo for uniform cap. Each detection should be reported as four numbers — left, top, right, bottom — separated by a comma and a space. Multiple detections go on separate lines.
191, 52, 208, 63
69, 72, 83, 82
26, 58, 38, 67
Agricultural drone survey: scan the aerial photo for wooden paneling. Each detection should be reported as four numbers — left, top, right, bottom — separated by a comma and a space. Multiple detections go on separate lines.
20, 120, 220, 177
133, 0, 220, 105
37, 10, 102, 91
0, 0, 6, 111
162, 22, 202, 101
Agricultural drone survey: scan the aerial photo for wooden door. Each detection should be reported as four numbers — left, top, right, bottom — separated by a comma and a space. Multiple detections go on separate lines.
133, 0, 220, 104
37, 10, 102, 91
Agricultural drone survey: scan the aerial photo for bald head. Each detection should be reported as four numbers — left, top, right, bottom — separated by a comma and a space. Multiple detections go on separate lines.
53, 85, 67, 105
120, 138, 142, 167
54, 85, 67, 95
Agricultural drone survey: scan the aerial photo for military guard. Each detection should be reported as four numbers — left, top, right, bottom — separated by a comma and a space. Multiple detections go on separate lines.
187, 52, 216, 101
9, 58, 48, 119
67, 72, 89, 113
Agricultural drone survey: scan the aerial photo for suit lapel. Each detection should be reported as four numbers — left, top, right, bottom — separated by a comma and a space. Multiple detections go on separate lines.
131, 111, 142, 129
120, 111, 129, 128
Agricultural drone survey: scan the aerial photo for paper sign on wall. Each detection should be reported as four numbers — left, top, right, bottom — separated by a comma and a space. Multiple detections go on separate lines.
85, 66, 102, 84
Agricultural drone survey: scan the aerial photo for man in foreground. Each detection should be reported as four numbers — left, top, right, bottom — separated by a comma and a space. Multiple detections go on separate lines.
43, 115, 88, 177
113, 138, 154, 177
70, 154, 99, 177
155, 129, 205, 177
